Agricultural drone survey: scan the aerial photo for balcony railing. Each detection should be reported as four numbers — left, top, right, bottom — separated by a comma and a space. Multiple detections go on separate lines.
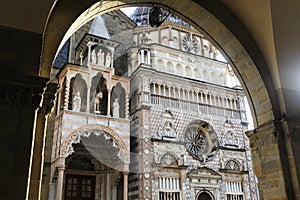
140, 93, 241, 119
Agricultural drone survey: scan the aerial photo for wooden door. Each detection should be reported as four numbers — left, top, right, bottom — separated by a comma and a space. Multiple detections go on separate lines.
65, 174, 95, 200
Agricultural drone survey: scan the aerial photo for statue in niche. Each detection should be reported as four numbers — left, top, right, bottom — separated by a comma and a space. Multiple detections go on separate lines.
72, 92, 81, 112
113, 98, 120, 118
164, 121, 175, 137
97, 49, 104, 65
94, 91, 103, 113
159, 109, 176, 139
91, 49, 97, 63
228, 131, 234, 145
105, 52, 112, 67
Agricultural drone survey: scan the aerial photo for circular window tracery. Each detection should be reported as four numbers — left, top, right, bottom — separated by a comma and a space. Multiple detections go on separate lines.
185, 127, 208, 156
184, 121, 218, 161
182, 35, 199, 53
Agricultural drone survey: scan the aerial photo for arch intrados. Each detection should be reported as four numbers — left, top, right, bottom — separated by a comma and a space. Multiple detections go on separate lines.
60, 124, 128, 157
42, 0, 278, 127
196, 190, 214, 200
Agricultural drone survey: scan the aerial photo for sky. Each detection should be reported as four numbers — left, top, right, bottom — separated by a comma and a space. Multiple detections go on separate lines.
120, 7, 137, 17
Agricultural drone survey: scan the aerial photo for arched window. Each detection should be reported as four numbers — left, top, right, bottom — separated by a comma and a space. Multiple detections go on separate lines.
176, 64, 183, 75
225, 160, 240, 171
185, 66, 193, 77
90, 72, 108, 115
219, 74, 225, 85
162, 36, 169, 46
211, 72, 217, 83
111, 82, 126, 118
194, 68, 201, 79
167, 61, 174, 73
197, 191, 213, 200
69, 73, 87, 112
157, 59, 164, 71
203, 70, 209, 81
172, 36, 179, 48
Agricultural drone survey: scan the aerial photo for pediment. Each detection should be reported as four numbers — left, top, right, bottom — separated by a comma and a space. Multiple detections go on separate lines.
188, 167, 221, 179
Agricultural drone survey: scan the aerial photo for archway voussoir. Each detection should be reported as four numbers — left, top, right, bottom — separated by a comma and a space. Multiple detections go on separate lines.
247, 76, 265, 93
256, 88, 271, 105
241, 68, 259, 83
229, 51, 249, 66
223, 42, 245, 59
214, 29, 235, 47
257, 111, 275, 125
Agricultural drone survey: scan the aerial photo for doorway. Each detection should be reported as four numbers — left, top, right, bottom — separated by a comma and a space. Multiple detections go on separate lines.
65, 174, 95, 200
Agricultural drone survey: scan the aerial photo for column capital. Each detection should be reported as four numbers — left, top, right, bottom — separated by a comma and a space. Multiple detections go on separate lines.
57, 165, 65, 171
246, 120, 278, 150
39, 82, 59, 116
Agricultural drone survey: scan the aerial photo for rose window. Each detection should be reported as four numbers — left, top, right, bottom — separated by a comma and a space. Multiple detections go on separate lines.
182, 35, 199, 53
184, 121, 218, 161
185, 127, 208, 158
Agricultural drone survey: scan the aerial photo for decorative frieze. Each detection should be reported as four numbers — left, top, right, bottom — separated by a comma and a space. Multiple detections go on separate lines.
0, 77, 47, 108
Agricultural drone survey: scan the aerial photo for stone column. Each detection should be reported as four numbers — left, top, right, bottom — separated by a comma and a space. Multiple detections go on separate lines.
137, 105, 152, 199
79, 51, 84, 66
56, 165, 65, 200
277, 119, 300, 199
56, 89, 62, 114
106, 173, 110, 200
27, 83, 58, 200
180, 171, 187, 200
86, 86, 90, 113
158, 27, 161, 44
158, 84, 161, 96
87, 42, 93, 66
125, 93, 129, 119
95, 170, 102, 200
123, 172, 128, 200
63, 79, 70, 110
147, 50, 151, 64
107, 89, 111, 116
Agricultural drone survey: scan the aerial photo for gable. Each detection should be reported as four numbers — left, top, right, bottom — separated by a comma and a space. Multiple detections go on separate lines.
188, 167, 221, 179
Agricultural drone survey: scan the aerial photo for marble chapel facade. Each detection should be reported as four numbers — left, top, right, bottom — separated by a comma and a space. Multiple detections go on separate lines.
44, 8, 259, 200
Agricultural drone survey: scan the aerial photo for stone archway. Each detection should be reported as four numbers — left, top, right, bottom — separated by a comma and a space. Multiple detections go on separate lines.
41, 0, 279, 128
40, 1, 292, 199
197, 190, 214, 200
60, 124, 129, 170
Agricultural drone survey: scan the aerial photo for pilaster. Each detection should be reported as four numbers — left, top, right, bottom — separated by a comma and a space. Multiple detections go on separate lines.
27, 82, 58, 200
0, 75, 48, 200
137, 105, 152, 200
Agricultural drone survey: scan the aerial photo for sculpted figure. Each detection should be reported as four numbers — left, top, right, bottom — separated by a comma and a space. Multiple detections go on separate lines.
94, 91, 103, 113
98, 49, 104, 65
72, 92, 81, 112
91, 49, 97, 63
113, 98, 120, 118
105, 52, 112, 67
164, 121, 172, 137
